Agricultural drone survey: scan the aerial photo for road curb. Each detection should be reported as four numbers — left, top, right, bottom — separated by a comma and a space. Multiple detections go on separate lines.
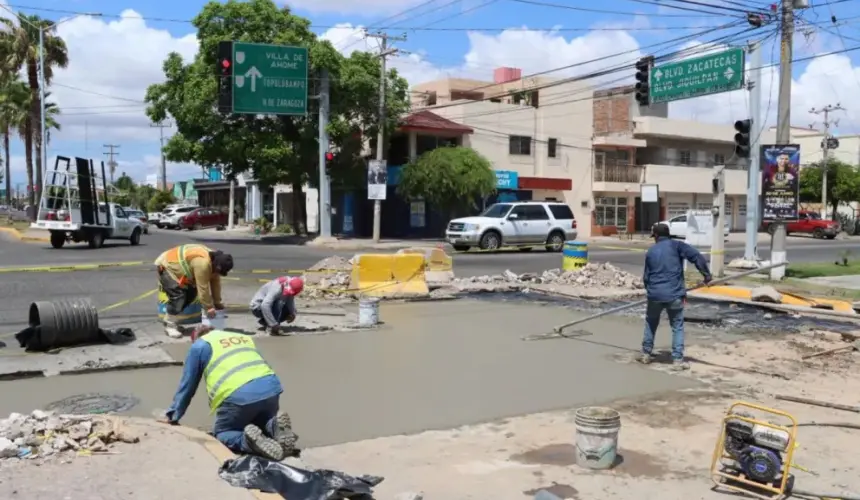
0, 261, 146, 273
127, 417, 281, 500
0, 226, 49, 243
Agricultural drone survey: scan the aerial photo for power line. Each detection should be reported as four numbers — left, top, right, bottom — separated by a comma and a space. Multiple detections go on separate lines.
507, 0, 742, 18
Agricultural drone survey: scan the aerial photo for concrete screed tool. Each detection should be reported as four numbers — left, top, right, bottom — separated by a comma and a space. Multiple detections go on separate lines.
523, 262, 788, 342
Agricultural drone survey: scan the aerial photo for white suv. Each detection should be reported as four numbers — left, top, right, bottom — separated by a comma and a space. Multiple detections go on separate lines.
446, 201, 578, 252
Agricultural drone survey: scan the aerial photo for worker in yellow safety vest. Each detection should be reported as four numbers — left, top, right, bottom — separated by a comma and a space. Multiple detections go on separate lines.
159, 329, 299, 460
154, 244, 234, 338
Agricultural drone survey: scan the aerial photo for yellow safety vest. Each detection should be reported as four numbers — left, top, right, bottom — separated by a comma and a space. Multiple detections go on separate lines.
201, 330, 275, 413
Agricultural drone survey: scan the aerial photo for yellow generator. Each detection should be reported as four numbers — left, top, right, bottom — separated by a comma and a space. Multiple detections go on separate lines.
710, 402, 798, 499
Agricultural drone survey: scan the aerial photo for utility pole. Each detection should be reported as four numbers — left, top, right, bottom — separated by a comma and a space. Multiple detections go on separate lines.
809, 104, 845, 219
150, 121, 171, 191
365, 31, 406, 242
711, 165, 726, 278
318, 69, 332, 238
743, 40, 763, 263
103, 144, 119, 184
770, 0, 794, 281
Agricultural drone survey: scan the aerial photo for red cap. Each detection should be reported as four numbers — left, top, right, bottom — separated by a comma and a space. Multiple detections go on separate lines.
282, 277, 304, 296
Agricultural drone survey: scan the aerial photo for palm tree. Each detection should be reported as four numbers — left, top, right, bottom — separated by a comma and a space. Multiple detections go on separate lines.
43, 93, 61, 146
0, 75, 31, 206
1, 13, 69, 202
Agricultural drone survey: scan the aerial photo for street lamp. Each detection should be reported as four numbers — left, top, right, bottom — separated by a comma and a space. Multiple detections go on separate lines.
39, 13, 102, 178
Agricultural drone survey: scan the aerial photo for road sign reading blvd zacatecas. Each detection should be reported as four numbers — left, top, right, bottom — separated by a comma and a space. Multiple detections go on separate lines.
649, 47, 745, 104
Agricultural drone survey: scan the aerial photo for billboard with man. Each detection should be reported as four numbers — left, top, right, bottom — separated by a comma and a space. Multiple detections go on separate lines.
760, 144, 800, 220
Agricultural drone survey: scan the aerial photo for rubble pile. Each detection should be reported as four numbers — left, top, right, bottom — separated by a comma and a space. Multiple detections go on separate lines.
302, 256, 353, 299
0, 410, 139, 462
451, 263, 644, 297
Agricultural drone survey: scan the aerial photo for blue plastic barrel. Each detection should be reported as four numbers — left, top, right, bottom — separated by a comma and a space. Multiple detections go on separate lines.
562, 241, 588, 271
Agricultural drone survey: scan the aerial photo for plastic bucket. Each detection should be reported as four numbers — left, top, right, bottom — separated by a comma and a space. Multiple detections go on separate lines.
358, 297, 380, 327
574, 406, 621, 470
562, 241, 588, 271
202, 310, 226, 330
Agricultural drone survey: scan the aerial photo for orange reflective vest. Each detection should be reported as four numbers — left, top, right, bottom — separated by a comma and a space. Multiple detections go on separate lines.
157, 244, 211, 287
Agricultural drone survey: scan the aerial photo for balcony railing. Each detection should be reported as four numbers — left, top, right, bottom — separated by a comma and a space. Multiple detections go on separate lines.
593, 162, 644, 183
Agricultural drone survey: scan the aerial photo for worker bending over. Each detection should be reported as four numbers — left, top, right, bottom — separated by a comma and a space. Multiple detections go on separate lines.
155, 244, 234, 338
161, 328, 299, 460
250, 276, 304, 334
640, 223, 711, 370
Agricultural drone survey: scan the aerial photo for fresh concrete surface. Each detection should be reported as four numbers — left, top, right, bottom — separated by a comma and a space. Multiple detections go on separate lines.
0, 299, 698, 448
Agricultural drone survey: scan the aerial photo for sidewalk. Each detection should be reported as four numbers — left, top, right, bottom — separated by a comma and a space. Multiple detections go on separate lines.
0, 417, 276, 500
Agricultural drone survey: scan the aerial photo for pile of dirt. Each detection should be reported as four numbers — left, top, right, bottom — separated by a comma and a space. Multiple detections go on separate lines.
0, 411, 139, 462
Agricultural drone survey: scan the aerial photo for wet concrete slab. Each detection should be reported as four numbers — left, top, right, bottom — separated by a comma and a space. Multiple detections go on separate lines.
0, 299, 698, 448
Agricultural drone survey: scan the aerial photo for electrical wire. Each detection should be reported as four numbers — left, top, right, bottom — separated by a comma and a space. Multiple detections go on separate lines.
507, 0, 744, 18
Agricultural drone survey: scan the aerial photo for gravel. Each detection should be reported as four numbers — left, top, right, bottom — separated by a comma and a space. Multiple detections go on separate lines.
0, 410, 139, 464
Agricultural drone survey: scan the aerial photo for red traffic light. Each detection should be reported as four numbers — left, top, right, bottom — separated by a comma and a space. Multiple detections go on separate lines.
221, 59, 230, 69
325, 152, 334, 161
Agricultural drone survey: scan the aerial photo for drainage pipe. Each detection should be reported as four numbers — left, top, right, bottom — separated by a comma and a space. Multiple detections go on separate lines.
28, 298, 100, 350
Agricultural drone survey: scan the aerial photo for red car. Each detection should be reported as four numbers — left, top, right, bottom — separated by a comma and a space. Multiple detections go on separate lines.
179, 208, 228, 230
764, 211, 839, 239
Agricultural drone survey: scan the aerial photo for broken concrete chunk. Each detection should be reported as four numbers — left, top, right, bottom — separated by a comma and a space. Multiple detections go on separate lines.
751, 286, 782, 304
0, 437, 18, 458
30, 410, 50, 421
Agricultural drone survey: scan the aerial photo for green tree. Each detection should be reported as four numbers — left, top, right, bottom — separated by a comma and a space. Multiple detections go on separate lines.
144, 0, 409, 231
0, 74, 30, 206
1, 13, 69, 201
147, 190, 176, 213
799, 159, 860, 219
398, 146, 497, 219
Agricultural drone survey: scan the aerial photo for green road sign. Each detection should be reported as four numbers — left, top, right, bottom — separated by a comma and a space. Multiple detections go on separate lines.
232, 42, 308, 115
649, 47, 745, 104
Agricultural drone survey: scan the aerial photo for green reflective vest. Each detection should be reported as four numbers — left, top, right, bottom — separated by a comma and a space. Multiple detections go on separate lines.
202, 330, 275, 413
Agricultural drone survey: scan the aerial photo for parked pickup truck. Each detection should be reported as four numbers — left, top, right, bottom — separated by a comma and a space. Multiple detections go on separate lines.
764, 211, 840, 239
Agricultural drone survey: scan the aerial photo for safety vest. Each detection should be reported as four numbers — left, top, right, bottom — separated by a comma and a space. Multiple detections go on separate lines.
158, 244, 211, 287
201, 330, 275, 413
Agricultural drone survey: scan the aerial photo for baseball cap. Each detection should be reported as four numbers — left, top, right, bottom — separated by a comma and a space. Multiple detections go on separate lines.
282, 277, 304, 296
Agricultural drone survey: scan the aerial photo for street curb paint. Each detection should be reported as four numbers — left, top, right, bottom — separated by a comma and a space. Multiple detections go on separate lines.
0, 226, 49, 243
0, 261, 146, 273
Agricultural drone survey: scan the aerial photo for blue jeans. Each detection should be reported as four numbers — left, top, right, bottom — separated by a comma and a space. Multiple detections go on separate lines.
251, 302, 290, 327
212, 395, 280, 454
642, 298, 685, 361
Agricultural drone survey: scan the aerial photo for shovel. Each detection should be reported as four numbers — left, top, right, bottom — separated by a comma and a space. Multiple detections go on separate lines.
523, 261, 788, 342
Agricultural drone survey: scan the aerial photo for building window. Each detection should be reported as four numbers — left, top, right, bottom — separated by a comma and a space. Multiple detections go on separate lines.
714, 153, 726, 165
594, 196, 628, 232
509, 135, 532, 156
679, 150, 692, 166
548, 138, 558, 158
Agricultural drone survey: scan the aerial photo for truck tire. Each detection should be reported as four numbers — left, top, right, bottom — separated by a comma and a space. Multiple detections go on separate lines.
49, 231, 65, 249
813, 228, 824, 239
479, 230, 501, 250
88, 231, 105, 249
129, 228, 141, 246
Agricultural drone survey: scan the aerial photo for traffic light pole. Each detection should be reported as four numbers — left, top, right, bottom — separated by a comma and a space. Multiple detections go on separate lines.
743, 39, 762, 263
318, 69, 332, 238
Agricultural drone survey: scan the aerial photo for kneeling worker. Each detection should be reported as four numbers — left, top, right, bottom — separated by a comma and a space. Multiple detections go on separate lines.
250, 276, 304, 334
155, 244, 234, 338
161, 328, 299, 460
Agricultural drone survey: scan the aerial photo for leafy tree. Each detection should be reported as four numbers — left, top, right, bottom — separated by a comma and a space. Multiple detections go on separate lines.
115, 172, 135, 191
398, 146, 497, 219
799, 159, 860, 219
144, 0, 409, 231
147, 190, 176, 213
1, 13, 69, 201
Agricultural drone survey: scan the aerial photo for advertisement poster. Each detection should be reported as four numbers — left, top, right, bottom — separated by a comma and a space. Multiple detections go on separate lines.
367, 159, 387, 200
410, 200, 426, 228
760, 144, 800, 220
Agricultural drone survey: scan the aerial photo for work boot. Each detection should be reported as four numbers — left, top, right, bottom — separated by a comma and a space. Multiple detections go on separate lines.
273, 412, 300, 457
637, 353, 653, 365
164, 323, 183, 339
670, 359, 691, 371
244, 424, 286, 461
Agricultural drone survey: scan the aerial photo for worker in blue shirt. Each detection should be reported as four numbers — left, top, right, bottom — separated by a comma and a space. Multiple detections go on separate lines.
640, 223, 712, 370
160, 328, 299, 460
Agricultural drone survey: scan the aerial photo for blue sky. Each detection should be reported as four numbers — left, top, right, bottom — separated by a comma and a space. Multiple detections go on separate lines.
2, 0, 860, 190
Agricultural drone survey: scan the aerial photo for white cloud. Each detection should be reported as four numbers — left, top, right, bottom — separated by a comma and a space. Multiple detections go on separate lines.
277, 0, 427, 15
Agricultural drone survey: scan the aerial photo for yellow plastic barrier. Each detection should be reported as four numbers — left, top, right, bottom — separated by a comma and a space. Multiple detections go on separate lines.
694, 285, 855, 313
350, 253, 429, 297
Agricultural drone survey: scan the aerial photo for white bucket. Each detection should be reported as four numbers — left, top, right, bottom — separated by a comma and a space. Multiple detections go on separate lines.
574, 406, 621, 470
358, 297, 380, 327
201, 310, 226, 330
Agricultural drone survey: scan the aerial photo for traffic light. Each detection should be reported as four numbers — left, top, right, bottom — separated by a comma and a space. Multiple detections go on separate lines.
324, 152, 334, 175
217, 41, 233, 114
734, 119, 751, 158
634, 57, 651, 106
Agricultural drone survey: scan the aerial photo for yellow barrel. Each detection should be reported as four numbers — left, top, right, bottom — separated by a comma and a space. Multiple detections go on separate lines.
563, 241, 588, 271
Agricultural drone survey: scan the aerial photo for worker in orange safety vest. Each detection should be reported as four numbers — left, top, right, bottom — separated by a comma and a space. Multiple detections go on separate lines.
154, 244, 234, 338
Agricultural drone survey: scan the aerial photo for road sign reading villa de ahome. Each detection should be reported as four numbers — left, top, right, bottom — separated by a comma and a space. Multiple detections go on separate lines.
232, 42, 308, 116
649, 47, 745, 104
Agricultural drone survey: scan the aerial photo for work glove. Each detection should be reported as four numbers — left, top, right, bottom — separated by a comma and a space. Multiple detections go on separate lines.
700, 274, 713, 286
269, 325, 281, 335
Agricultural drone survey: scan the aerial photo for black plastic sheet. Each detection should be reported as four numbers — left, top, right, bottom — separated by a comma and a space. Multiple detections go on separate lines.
15, 326, 136, 351
218, 455, 383, 500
